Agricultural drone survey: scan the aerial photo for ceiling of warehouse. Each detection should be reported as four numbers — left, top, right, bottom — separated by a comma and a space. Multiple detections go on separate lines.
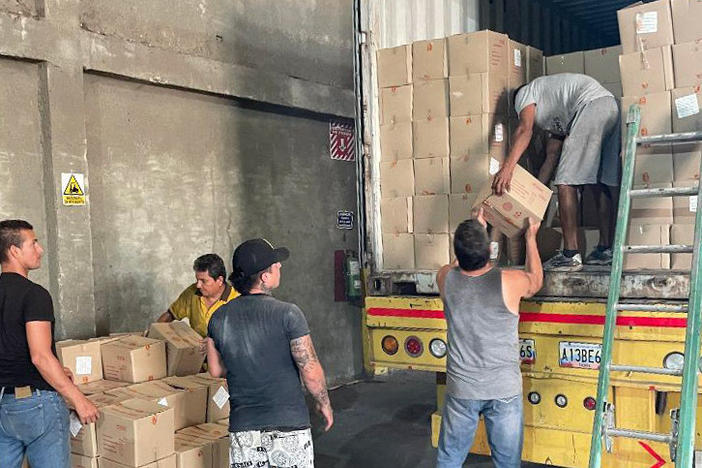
546, 0, 641, 47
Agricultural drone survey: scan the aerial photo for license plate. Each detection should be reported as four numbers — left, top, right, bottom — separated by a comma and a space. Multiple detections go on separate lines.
520, 339, 536, 364
559, 341, 602, 369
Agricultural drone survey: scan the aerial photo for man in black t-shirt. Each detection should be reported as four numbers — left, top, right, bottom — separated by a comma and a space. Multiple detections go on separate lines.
0, 220, 98, 468
206, 238, 333, 468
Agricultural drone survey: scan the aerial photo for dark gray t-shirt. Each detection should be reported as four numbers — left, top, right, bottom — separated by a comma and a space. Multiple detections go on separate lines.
207, 293, 311, 432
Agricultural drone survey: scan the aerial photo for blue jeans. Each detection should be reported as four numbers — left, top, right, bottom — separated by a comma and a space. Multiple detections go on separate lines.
437, 393, 524, 468
0, 388, 70, 468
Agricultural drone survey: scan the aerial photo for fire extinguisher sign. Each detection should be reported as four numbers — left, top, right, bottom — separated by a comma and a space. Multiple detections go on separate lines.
329, 120, 355, 161
336, 210, 354, 230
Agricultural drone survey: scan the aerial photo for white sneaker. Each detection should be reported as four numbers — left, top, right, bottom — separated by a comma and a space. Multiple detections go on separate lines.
543, 252, 584, 272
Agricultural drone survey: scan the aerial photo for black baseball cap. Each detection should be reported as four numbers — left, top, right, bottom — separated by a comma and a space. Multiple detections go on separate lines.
231, 238, 290, 277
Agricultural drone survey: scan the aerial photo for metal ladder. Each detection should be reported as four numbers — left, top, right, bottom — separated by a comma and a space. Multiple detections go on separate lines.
588, 104, 702, 468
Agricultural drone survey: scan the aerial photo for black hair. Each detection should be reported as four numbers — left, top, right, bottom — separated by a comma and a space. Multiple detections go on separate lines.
229, 265, 272, 295
0, 219, 33, 263
454, 219, 490, 271
193, 253, 226, 281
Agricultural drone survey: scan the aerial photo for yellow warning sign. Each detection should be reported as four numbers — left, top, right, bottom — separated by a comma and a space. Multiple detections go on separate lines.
61, 173, 86, 206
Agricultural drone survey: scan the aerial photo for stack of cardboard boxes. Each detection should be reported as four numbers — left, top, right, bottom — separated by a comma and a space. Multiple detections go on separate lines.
617, 0, 702, 270
546, 46, 623, 98
53, 321, 232, 468
379, 30, 546, 270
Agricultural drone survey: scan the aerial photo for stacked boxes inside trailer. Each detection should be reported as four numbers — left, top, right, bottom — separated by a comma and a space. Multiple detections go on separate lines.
43, 322, 232, 468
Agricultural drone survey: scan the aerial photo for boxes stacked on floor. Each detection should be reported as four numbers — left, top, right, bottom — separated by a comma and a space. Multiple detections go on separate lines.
378, 30, 525, 269
617, 0, 702, 270
63, 322, 232, 468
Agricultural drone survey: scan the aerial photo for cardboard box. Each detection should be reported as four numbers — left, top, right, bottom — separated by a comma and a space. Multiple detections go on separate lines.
77, 379, 129, 396
147, 322, 205, 377
619, 46, 674, 96
450, 114, 507, 161
671, 0, 702, 44
97, 398, 174, 467
545, 52, 585, 75
115, 380, 202, 431
413, 195, 449, 233
174, 434, 213, 468
672, 41, 702, 88
448, 30, 509, 77
450, 154, 493, 194
448, 74, 508, 116
380, 85, 412, 125
380, 122, 412, 161
414, 157, 450, 195
624, 224, 671, 270
671, 87, 702, 133
673, 148, 701, 181
617, 0, 674, 54
98, 455, 176, 468
216, 418, 228, 427
631, 182, 674, 224
71, 393, 132, 457
382, 233, 415, 270
192, 374, 230, 423
526, 46, 544, 82
71, 454, 98, 468
412, 38, 447, 81
380, 159, 414, 198
414, 234, 450, 269
101, 336, 167, 384
449, 193, 478, 232
620, 92, 672, 155
602, 81, 623, 98
472, 165, 553, 238
671, 223, 694, 270
413, 118, 449, 159
672, 180, 698, 224
508, 40, 528, 88
377, 45, 412, 88
413, 79, 449, 120
634, 152, 674, 184
584, 46, 624, 84
381, 197, 413, 233
176, 424, 229, 468
56, 340, 103, 384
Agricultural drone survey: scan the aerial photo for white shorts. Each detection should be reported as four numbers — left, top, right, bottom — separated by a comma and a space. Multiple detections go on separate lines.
229, 428, 313, 468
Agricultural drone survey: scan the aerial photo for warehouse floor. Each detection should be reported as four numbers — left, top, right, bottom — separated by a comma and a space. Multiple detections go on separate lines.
312, 370, 554, 468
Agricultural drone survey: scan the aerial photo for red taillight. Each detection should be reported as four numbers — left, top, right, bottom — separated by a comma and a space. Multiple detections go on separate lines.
583, 396, 596, 411
405, 336, 423, 357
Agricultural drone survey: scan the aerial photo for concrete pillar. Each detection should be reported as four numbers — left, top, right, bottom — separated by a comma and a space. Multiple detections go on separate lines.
38, 0, 97, 339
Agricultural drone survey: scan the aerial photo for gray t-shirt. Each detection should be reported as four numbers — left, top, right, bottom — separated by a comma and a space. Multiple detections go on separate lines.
514, 73, 612, 136
208, 294, 311, 432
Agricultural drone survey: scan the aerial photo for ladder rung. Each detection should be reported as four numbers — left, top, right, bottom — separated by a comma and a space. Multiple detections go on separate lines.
629, 186, 699, 198
610, 364, 683, 376
616, 303, 688, 312
605, 428, 673, 444
624, 244, 693, 254
637, 130, 702, 145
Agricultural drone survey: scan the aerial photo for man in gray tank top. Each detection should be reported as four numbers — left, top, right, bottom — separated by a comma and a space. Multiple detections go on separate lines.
436, 208, 543, 468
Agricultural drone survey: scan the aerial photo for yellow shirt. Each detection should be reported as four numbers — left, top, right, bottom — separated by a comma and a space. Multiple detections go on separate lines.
169, 283, 239, 337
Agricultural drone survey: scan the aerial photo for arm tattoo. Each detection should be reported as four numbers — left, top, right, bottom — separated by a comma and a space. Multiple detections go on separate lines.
290, 335, 319, 369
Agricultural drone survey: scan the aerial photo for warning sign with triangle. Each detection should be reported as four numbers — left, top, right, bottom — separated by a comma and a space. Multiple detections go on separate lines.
61, 173, 86, 206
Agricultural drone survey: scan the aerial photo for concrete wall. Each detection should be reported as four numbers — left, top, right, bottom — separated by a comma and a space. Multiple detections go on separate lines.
0, 0, 360, 383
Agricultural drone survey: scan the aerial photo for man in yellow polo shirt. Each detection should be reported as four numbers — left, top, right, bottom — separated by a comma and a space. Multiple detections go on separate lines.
158, 254, 239, 337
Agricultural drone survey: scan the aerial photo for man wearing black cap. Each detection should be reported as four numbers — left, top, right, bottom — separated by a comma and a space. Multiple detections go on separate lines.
206, 238, 332, 468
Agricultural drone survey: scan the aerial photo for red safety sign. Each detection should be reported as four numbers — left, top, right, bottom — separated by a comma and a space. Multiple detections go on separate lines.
330, 121, 355, 161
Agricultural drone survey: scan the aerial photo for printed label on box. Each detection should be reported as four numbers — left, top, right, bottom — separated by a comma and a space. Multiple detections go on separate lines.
157, 397, 169, 407
489, 158, 501, 175
490, 241, 499, 260
676, 94, 700, 119
691, 196, 698, 213
69, 411, 82, 437
495, 124, 504, 142
514, 49, 522, 67
213, 386, 229, 409
75, 356, 92, 376
635, 11, 658, 34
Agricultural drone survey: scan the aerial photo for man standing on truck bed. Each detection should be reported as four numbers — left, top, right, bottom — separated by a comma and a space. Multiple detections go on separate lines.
436, 209, 543, 468
0, 219, 98, 468
493, 72, 621, 271
206, 238, 333, 468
